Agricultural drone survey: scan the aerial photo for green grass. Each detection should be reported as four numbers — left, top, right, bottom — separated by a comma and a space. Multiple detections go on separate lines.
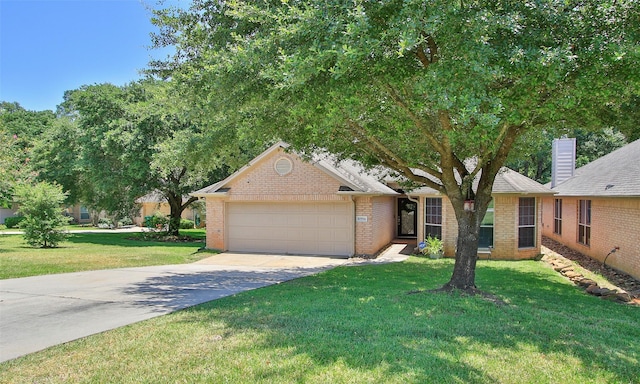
0, 230, 209, 279
1, 258, 638, 383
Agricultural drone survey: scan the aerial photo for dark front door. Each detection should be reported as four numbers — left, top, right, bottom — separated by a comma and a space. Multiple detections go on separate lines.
397, 198, 418, 238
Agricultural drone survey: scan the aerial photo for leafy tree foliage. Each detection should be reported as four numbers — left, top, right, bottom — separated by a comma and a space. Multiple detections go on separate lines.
14, 182, 70, 248
153, 0, 639, 291
0, 102, 55, 207
56, 79, 249, 235
507, 127, 629, 183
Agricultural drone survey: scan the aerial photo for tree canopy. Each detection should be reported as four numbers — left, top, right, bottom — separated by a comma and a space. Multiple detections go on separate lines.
0, 102, 55, 207
152, 0, 639, 291
47, 79, 260, 235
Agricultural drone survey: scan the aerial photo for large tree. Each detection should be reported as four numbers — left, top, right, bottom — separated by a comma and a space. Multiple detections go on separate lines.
0, 102, 55, 206
153, 0, 639, 291
57, 80, 239, 235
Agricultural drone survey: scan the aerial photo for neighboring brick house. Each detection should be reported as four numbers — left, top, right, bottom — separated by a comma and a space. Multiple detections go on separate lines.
193, 142, 554, 258
135, 191, 205, 227
542, 139, 640, 280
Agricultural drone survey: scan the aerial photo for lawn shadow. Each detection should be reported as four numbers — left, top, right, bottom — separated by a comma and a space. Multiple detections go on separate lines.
121, 266, 335, 312
65, 233, 204, 249
175, 260, 639, 382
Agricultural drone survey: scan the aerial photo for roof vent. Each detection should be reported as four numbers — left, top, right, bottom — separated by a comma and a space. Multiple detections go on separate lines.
551, 138, 576, 188
274, 157, 293, 176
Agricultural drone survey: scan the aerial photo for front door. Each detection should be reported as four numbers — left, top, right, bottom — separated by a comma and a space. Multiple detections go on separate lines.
397, 198, 418, 238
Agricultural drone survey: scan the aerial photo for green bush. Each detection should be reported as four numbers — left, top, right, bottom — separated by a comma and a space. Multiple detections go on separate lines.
150, 212, 169, 228
4, 216, 25, 229
14, 182, 70, 248
179, 219, 195, 229
118, 217, 133, 226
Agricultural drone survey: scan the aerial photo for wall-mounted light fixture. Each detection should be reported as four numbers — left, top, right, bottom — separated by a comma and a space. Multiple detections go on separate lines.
464, 200, 475, 212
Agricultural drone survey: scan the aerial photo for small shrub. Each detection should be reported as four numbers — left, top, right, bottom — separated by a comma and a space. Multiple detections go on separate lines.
179, 219, 195, 229
118, 217, 133, 226
14, 182, 70, 248
97, 217, 113, 229
5, 216, 25, 229
150, 212, 168, 229
422, 235, 444, 258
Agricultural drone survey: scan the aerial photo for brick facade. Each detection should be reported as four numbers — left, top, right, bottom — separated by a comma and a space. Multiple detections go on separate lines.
203, 147, 391, 257
413, 194, 544, 260
542, 196, 640, 280
200, 144, 548, 260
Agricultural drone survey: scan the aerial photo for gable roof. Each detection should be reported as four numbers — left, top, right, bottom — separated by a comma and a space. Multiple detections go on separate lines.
551, 139, 640, 197
192, 142, 398, 196
408, 167, 554, 196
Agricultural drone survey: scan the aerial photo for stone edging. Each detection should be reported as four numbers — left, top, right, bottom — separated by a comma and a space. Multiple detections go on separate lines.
542, 253, 639, 305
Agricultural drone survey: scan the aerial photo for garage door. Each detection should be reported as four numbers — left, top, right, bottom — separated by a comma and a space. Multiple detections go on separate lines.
227, 202, 353, 256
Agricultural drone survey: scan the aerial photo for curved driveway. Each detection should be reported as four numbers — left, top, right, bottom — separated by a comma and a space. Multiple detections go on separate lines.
0, 247, 408, 363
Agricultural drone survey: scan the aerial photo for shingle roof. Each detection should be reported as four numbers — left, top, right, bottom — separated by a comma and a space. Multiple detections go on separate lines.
192, 142, 399, 196
192, 142, 552, 197
410, 167, 554, 195
135, 190, 193, 204
313, 155, 399, 195
551, 139, 640, 197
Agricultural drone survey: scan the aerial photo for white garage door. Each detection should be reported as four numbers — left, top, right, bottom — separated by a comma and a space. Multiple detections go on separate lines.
227, 202, 353, 257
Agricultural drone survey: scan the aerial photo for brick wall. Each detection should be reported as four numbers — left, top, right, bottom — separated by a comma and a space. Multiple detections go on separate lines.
205, 198, 226, 250
226, 148, 345, 200
542, 196, 640, 280
203, 147, 395, 256
429, 195, 543, 259
371, 196, 395, 255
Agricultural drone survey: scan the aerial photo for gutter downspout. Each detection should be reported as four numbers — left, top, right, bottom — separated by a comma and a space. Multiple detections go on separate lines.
350, 195, 356, 258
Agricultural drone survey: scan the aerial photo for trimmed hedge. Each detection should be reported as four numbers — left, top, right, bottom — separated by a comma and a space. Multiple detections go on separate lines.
179, 219, 195, 229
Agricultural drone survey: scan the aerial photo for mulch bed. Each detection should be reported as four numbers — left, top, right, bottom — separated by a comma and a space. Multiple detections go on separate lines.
542, 236, 640, 303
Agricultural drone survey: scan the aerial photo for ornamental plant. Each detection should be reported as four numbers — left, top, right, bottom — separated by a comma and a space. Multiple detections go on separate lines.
14, 182, 70, 248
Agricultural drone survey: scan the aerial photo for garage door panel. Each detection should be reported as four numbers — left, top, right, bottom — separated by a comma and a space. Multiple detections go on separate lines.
227, 203, 353, 256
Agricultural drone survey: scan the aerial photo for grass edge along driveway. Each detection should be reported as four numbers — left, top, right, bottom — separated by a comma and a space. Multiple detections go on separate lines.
0, 230, 210, 279
1, 257, 638, 383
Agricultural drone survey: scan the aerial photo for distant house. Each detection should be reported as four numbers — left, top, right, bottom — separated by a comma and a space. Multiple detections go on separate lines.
541, 139, 640, 280
135, 191, 205, 227
193, 142, 554, 259
0, 203, 19, 225
1, 203, 93, 225
64, 205, 94, 225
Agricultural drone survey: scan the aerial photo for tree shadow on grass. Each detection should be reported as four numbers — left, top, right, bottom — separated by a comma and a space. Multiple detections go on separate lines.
168, 260, 639, 383
64, 233, 204, 249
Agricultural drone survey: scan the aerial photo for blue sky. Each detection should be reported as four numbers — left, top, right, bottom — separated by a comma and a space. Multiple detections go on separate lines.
0, 0, 177, 111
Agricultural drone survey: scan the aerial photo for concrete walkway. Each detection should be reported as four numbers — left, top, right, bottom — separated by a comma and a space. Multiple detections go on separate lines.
0, 245, 408, 363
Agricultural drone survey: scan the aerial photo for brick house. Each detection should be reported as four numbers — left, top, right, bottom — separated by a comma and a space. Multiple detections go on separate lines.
193, 142, 554, 258
542, 139, 640, 280
134, 191, 205, 227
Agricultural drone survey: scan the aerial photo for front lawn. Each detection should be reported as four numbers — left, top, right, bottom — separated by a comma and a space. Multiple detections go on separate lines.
0, 230, 209, 279
1, 258, 638, 383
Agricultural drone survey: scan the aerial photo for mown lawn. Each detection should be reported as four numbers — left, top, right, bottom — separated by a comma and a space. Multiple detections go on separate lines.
1, 257, 637, 383
0, 230, 209, 279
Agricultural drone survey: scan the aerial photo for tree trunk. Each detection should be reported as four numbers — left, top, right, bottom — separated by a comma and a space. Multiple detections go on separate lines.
443, 212, 480, 291
165, 192, 199, 237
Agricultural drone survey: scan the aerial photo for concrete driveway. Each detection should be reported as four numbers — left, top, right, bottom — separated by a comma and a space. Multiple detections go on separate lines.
0, 253, 353, 363
0, 245, 408, 363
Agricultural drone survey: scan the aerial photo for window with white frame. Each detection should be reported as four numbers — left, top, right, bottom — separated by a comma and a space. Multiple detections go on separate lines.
578, 199, 591, 246
518, 197, 536, 248
425, 198, 442, 239
80, 206, 90, 220
554, 198, 562, 235
479, 199, 494, 248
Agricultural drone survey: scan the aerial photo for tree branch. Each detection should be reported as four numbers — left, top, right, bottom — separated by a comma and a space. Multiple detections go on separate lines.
346, 120, 445, 192
382, 82, 445, 154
